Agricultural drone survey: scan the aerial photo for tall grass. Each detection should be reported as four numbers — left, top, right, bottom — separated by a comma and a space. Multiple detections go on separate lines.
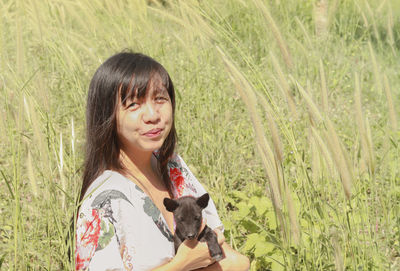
1, 0, 399, 270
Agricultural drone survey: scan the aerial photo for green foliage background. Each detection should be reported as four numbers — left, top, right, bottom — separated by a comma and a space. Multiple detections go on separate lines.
0, 0, 399, 270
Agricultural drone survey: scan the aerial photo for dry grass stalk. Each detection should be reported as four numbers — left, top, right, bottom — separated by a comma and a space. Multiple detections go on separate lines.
284, 184, 300, 245
252, 0, 293, 69
178, 1, 216, 42
328, 0, 339, 29
255, 86, 284, 164
386, 3, 396, 55
364, 1, 381, 42
23, 96, 31, 123
256, 90, 298, 244
217, 47, 285, 234
234, 78, 281, 206
383, 75, 398, 132
377, 0, 388, 12
23, 92, 49, 172
330, 227, 344, 271
266, 112, 284, 164
255, 91, 285, 164
16, 0, 24, 75
368, 42, 382, 93
31, 101, 48, 166
310, 129, 321, 184
27, 151, 38, 197
355, 139, 367, 176
360, 10, 369, 28
314, 0, 329, 37
365, 117, 376, 175
0, 109, 6, 144
71, 118, 76, 156
355, 73, 376, 175
23, 96, 39, 198
311, 126, 335, 178
319, 59, 329, 112
271, 52, 298, 119
294, 16, 312, 48
354, 73, 369, 173
30, 0, 44, 40
325, 120, 352, 200
58, 133, 66, 209
294, 79, 323, 124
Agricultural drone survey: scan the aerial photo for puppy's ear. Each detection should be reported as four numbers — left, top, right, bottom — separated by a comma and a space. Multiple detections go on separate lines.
196, 193, 210, 209
163, 198, 179, 212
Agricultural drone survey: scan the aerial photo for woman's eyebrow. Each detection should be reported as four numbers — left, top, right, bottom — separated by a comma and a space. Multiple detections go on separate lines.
152, 87, 168, 96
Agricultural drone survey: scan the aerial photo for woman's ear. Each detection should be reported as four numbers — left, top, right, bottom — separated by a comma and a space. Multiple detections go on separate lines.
196, 193, 210, 209
163, 198, 179, 212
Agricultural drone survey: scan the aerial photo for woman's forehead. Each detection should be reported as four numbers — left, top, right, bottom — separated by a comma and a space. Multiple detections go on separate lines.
148, 75, 168, 93
121, 73, 168, 102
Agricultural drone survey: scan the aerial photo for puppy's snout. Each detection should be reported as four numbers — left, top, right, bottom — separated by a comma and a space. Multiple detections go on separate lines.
187, 233, 196, 240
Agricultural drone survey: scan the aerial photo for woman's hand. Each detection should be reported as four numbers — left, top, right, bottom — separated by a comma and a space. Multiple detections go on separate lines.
171, 220, 225, 271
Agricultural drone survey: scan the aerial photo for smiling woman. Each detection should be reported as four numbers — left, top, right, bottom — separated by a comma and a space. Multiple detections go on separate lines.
117, 73, 173, 155
75, 52, 250, 271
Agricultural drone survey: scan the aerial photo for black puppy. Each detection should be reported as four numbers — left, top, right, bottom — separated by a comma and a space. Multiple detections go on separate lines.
163, 193, 224, 261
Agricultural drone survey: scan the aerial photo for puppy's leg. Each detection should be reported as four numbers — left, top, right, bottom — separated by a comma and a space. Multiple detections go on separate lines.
201, 227, 224, 261
173, 235, 183, 254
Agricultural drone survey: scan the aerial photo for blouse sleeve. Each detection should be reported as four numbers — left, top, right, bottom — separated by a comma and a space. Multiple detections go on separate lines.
75, 188, 139, 271
169, 155, 225, 232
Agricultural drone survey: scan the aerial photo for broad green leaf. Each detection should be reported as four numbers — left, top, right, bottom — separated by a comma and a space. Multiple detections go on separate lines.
254, 240, 274, 257
235, 201, 251, 220
222, 219, 233, 231
241, 219, 259, 232
265, 210, 277, 229
271, 254, 285, 271
231, 190, 248, 201
249, 196, 271, 216
243, 233, 260, 252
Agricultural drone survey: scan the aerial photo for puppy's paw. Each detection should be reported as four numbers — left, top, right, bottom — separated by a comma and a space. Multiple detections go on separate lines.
212, 253, 224, 262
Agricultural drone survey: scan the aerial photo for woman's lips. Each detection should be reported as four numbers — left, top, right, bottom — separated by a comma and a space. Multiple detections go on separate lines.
143, 128, 163, 138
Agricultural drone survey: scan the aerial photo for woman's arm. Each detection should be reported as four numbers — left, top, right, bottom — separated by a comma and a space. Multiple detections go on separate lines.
152, 229, 250, 271
197, 242, 250, 271
151, 240, 217, 271
151, 222, 223, 271
196, 229, 250, 271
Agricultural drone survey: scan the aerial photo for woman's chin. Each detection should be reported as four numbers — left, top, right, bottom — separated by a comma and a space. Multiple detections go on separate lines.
140, 133, 169, 151
140, 141, 164, 152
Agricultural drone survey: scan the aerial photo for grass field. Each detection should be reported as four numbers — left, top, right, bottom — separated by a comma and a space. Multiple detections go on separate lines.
1, 0, 399, 270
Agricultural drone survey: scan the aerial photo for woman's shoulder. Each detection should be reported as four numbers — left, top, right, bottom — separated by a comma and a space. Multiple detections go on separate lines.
166, 154, 206, 198
80, 170, 136, 211
167, 153, 189, 173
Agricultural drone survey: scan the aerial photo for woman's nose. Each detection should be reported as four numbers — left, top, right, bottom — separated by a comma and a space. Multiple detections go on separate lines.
142, 102, 160, 123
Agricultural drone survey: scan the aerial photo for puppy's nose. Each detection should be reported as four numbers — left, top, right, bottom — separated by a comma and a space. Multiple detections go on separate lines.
187, 233, 196, 240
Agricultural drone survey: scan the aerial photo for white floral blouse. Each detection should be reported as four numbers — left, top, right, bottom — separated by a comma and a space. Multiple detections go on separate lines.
75, 154, 223, 271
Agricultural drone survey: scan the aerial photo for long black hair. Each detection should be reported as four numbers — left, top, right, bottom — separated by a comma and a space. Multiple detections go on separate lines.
79, 52, 177, 202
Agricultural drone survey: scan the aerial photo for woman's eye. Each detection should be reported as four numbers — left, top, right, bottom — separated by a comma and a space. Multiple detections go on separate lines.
127, 102, 139, 110
155, 96, 168, 102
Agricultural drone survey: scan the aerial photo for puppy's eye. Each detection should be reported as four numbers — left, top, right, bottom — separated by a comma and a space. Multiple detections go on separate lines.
194, 215, 201, 221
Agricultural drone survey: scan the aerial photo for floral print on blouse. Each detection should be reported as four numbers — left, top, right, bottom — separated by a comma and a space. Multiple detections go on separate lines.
75, 154, 223, 271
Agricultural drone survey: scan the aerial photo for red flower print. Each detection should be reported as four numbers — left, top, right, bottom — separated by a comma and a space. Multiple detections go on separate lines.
75, 209, 101, 270
170, 167, 185, 197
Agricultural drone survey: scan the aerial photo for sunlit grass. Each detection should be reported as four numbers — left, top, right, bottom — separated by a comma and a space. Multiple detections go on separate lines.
1, 0, 399, 270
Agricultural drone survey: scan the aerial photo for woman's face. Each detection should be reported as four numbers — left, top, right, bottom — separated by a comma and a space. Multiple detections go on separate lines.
116, 73, 173, 156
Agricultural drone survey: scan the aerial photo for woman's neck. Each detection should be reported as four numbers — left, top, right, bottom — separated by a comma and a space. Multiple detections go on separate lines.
119, 149, 163, 190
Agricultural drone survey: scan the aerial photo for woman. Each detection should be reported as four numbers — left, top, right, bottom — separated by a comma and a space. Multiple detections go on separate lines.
75, 52, 250, 271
